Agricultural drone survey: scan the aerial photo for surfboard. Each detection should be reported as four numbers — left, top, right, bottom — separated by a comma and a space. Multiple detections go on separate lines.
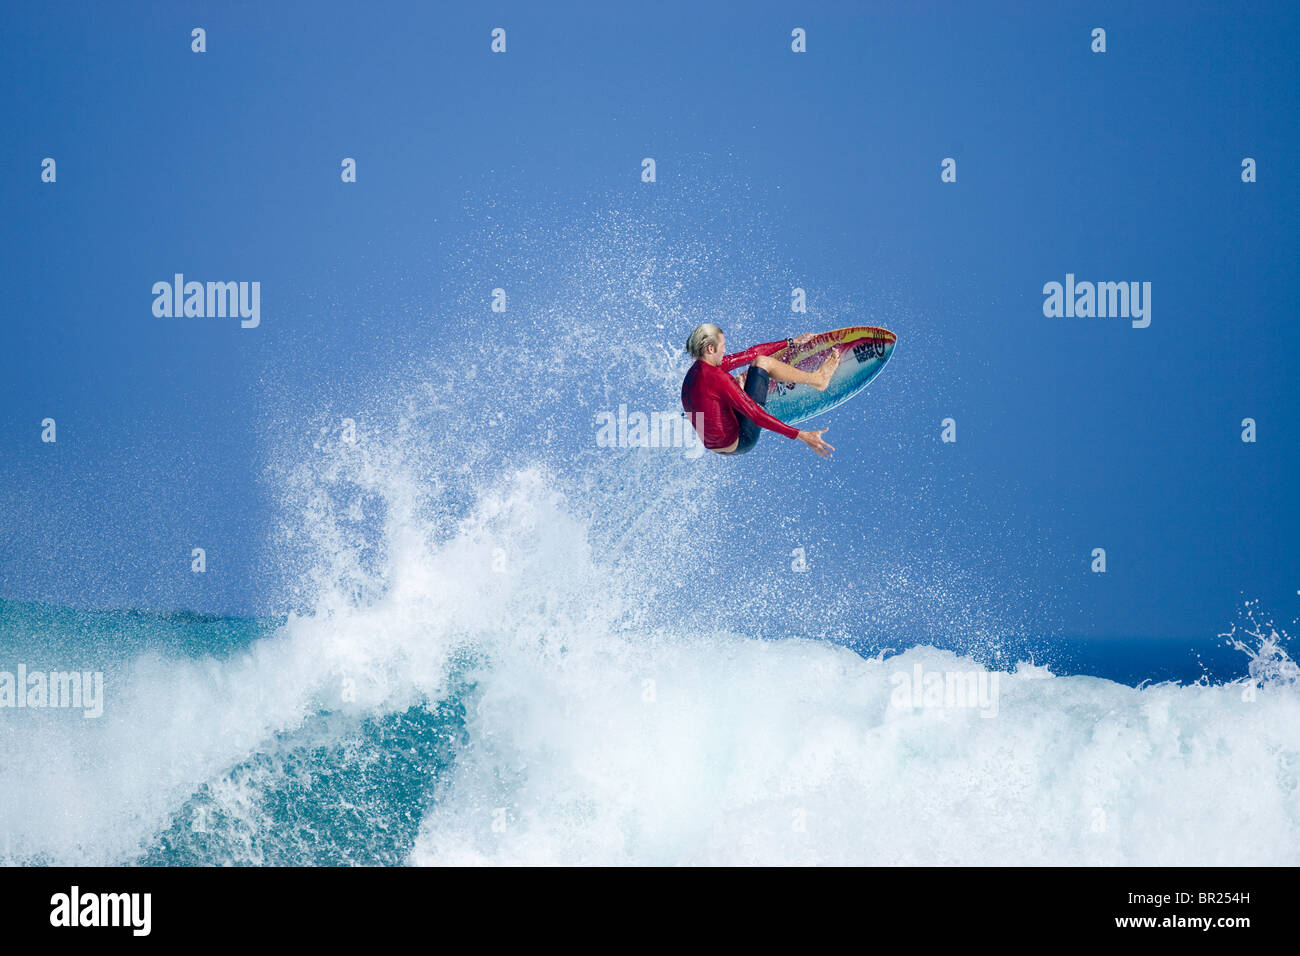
762, 326, 896, 425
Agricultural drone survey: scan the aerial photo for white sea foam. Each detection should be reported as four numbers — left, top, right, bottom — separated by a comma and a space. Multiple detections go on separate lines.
403, 479, 1300, 864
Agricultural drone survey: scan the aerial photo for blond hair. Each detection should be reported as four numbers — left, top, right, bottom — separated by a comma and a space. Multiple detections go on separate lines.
685, 323, 723, 359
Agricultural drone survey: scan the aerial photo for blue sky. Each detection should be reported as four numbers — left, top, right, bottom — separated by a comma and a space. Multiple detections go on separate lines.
2, 1, 1297, 647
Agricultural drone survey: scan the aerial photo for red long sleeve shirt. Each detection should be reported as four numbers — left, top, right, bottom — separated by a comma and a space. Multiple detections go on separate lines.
681, 340, 800, 450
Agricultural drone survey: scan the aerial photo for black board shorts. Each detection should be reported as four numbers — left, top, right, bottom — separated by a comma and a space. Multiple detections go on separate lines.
732, 366, 771, 455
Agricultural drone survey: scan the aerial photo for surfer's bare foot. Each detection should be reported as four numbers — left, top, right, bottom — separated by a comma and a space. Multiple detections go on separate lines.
811, 350, 841, 391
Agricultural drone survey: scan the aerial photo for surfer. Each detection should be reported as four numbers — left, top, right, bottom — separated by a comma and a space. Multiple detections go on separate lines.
681, 324, 839, 458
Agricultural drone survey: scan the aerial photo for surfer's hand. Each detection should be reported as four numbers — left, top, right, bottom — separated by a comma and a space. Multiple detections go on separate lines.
798, 428, 834, 459
792, 333, 816, 346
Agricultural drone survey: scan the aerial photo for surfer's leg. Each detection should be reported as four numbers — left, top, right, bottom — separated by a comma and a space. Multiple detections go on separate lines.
754, 351, 841, 391
744, 365, 770, 405
731, 367, 770, 455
